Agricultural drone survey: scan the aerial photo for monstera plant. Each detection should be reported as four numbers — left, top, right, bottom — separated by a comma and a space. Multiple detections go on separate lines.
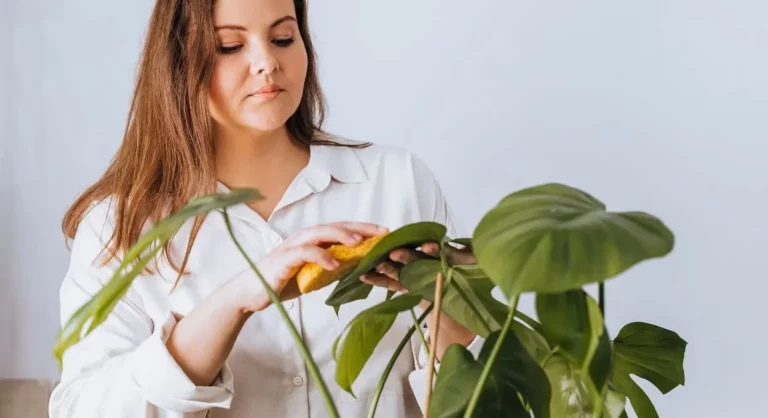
53, 183, 687, 418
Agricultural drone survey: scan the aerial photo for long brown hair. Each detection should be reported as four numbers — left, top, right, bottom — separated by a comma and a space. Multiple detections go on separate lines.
63, 0, 366, 283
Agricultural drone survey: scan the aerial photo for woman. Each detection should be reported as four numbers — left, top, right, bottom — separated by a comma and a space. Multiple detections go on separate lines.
49, 0, 480, 417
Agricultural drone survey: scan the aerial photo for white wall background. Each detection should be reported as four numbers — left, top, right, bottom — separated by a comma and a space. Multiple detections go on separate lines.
1, 0, 13, 379
3, 0, 767, 416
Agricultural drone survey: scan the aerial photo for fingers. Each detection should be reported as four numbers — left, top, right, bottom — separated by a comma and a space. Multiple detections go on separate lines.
445, 245, 477, 265
360, 272, 407, 293
375, 261, 401, 280
288, 223, 388, 248
281, 244, 341, 272
420, 242, 441, 258
288, 225, 362, 247
390, 247, 428, 264
393, 241, 476, 265
333, 222, 389, 237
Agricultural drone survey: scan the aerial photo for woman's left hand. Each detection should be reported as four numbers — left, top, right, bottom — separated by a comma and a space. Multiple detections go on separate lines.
359, 242, 478, 359
359, 241, 476, 293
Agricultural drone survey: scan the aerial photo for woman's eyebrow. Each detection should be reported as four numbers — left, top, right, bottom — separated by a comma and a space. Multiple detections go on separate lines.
214, 16, 296, 31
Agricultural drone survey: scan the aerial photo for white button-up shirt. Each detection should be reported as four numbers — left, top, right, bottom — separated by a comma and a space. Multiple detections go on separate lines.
49, 141, 483, 418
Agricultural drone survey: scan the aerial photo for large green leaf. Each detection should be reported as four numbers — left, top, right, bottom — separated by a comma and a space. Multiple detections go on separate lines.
333, 294, 423, 397
450, 267, 506, 335
325, 222, 447, 309
603, 390, 628, 418
367, 306, 434, 418
397, 259, 550, 361
397, 258, 443, 292
478, 331, 552, 418
471, 183, 674, 297
398, 260, 507, 338
53, 189, 262, 366
536, 290, 613, 392
611, 373, 656, 418
544, 355, 627, 418
512, 320, 550, 364
428, 330, 551, 418
610, 322, 687, 418
427, 345, 506, 418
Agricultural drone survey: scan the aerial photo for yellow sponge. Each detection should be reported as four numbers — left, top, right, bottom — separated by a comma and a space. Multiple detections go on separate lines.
295, 233, 388, 294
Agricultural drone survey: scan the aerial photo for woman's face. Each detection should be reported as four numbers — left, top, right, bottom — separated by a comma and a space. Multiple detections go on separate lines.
208, 0, 308, 134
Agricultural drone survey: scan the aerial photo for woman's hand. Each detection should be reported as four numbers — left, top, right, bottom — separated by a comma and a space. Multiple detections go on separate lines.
359, 242, 476, 294
359, 241, 478, 360
231, 222, 388, 313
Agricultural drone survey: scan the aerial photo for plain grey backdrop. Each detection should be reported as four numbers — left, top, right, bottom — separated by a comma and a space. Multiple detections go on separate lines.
2, 0, 767, 416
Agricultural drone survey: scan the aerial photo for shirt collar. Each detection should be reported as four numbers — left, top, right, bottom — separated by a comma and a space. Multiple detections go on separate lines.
304, 141, 369, 191
214, 140, 369, 218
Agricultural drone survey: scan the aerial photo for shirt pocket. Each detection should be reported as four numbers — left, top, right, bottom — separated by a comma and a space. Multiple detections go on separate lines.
333, 289, 417, 404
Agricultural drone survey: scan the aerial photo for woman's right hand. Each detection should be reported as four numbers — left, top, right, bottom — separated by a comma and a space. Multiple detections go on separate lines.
230, 222, 388, 313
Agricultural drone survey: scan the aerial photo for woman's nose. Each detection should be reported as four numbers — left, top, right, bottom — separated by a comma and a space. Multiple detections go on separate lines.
248, 42, 279, 76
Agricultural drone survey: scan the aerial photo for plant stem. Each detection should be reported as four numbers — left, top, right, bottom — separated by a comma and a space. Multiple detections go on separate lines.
539, 346, 559, 369
222, 211, 339, 418
367, 305, 434, 418
410, 308, 429, 357
599, 282, 605, 315
593, 385, 606, 418
424, 272, 446, 417
439, 237, 450, 273
463, 294, 520, 418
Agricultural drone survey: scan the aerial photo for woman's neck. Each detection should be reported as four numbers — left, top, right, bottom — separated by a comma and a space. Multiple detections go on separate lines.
214, 125, 311, 220
214, 125, 310, 191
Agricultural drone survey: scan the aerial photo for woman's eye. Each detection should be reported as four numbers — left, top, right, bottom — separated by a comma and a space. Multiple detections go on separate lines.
273, 38, 294, 47
217, 44, 243, 54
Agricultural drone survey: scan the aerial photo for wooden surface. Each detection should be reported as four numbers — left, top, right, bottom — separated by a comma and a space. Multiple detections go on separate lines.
0, 380, 52, 418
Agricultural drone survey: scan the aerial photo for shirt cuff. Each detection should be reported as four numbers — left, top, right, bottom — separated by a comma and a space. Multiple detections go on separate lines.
415, 330, 486, 370
131, 312, 235, 413
464, 334, 486, 359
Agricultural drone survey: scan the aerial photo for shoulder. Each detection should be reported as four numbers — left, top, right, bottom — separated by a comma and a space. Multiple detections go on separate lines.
71, 196, 119, 248
328, 136, 463, 234
331, 137, 438, 181
61, 196, 122, 297
64, 196, 121, 276
318, 135, 441, 189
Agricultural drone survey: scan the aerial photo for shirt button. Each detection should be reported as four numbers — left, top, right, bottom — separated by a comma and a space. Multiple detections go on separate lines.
285, 301, 295, 309
292, 376, 304, 386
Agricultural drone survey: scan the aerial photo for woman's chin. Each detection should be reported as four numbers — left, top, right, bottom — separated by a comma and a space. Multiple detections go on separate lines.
237, 113, 291, 134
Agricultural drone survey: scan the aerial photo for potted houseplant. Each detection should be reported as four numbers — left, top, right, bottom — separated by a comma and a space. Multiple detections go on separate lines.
53, 182, 687, 418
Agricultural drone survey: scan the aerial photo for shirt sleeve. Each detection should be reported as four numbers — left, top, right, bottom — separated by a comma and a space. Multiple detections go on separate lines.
407, 152, 466, 240
404, 153, 486, 412
49, 200, 234, 418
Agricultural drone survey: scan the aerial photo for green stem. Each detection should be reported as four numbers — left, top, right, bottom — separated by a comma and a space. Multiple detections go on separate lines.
593, 384, 606, 418
463, 294, 520, 418
439, 235, 452, 273
539, 346, 559, 369
368, 305, 434, 418
223, 210, 339, 418
410, 308, 429, 357
599, 282, 605, 315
